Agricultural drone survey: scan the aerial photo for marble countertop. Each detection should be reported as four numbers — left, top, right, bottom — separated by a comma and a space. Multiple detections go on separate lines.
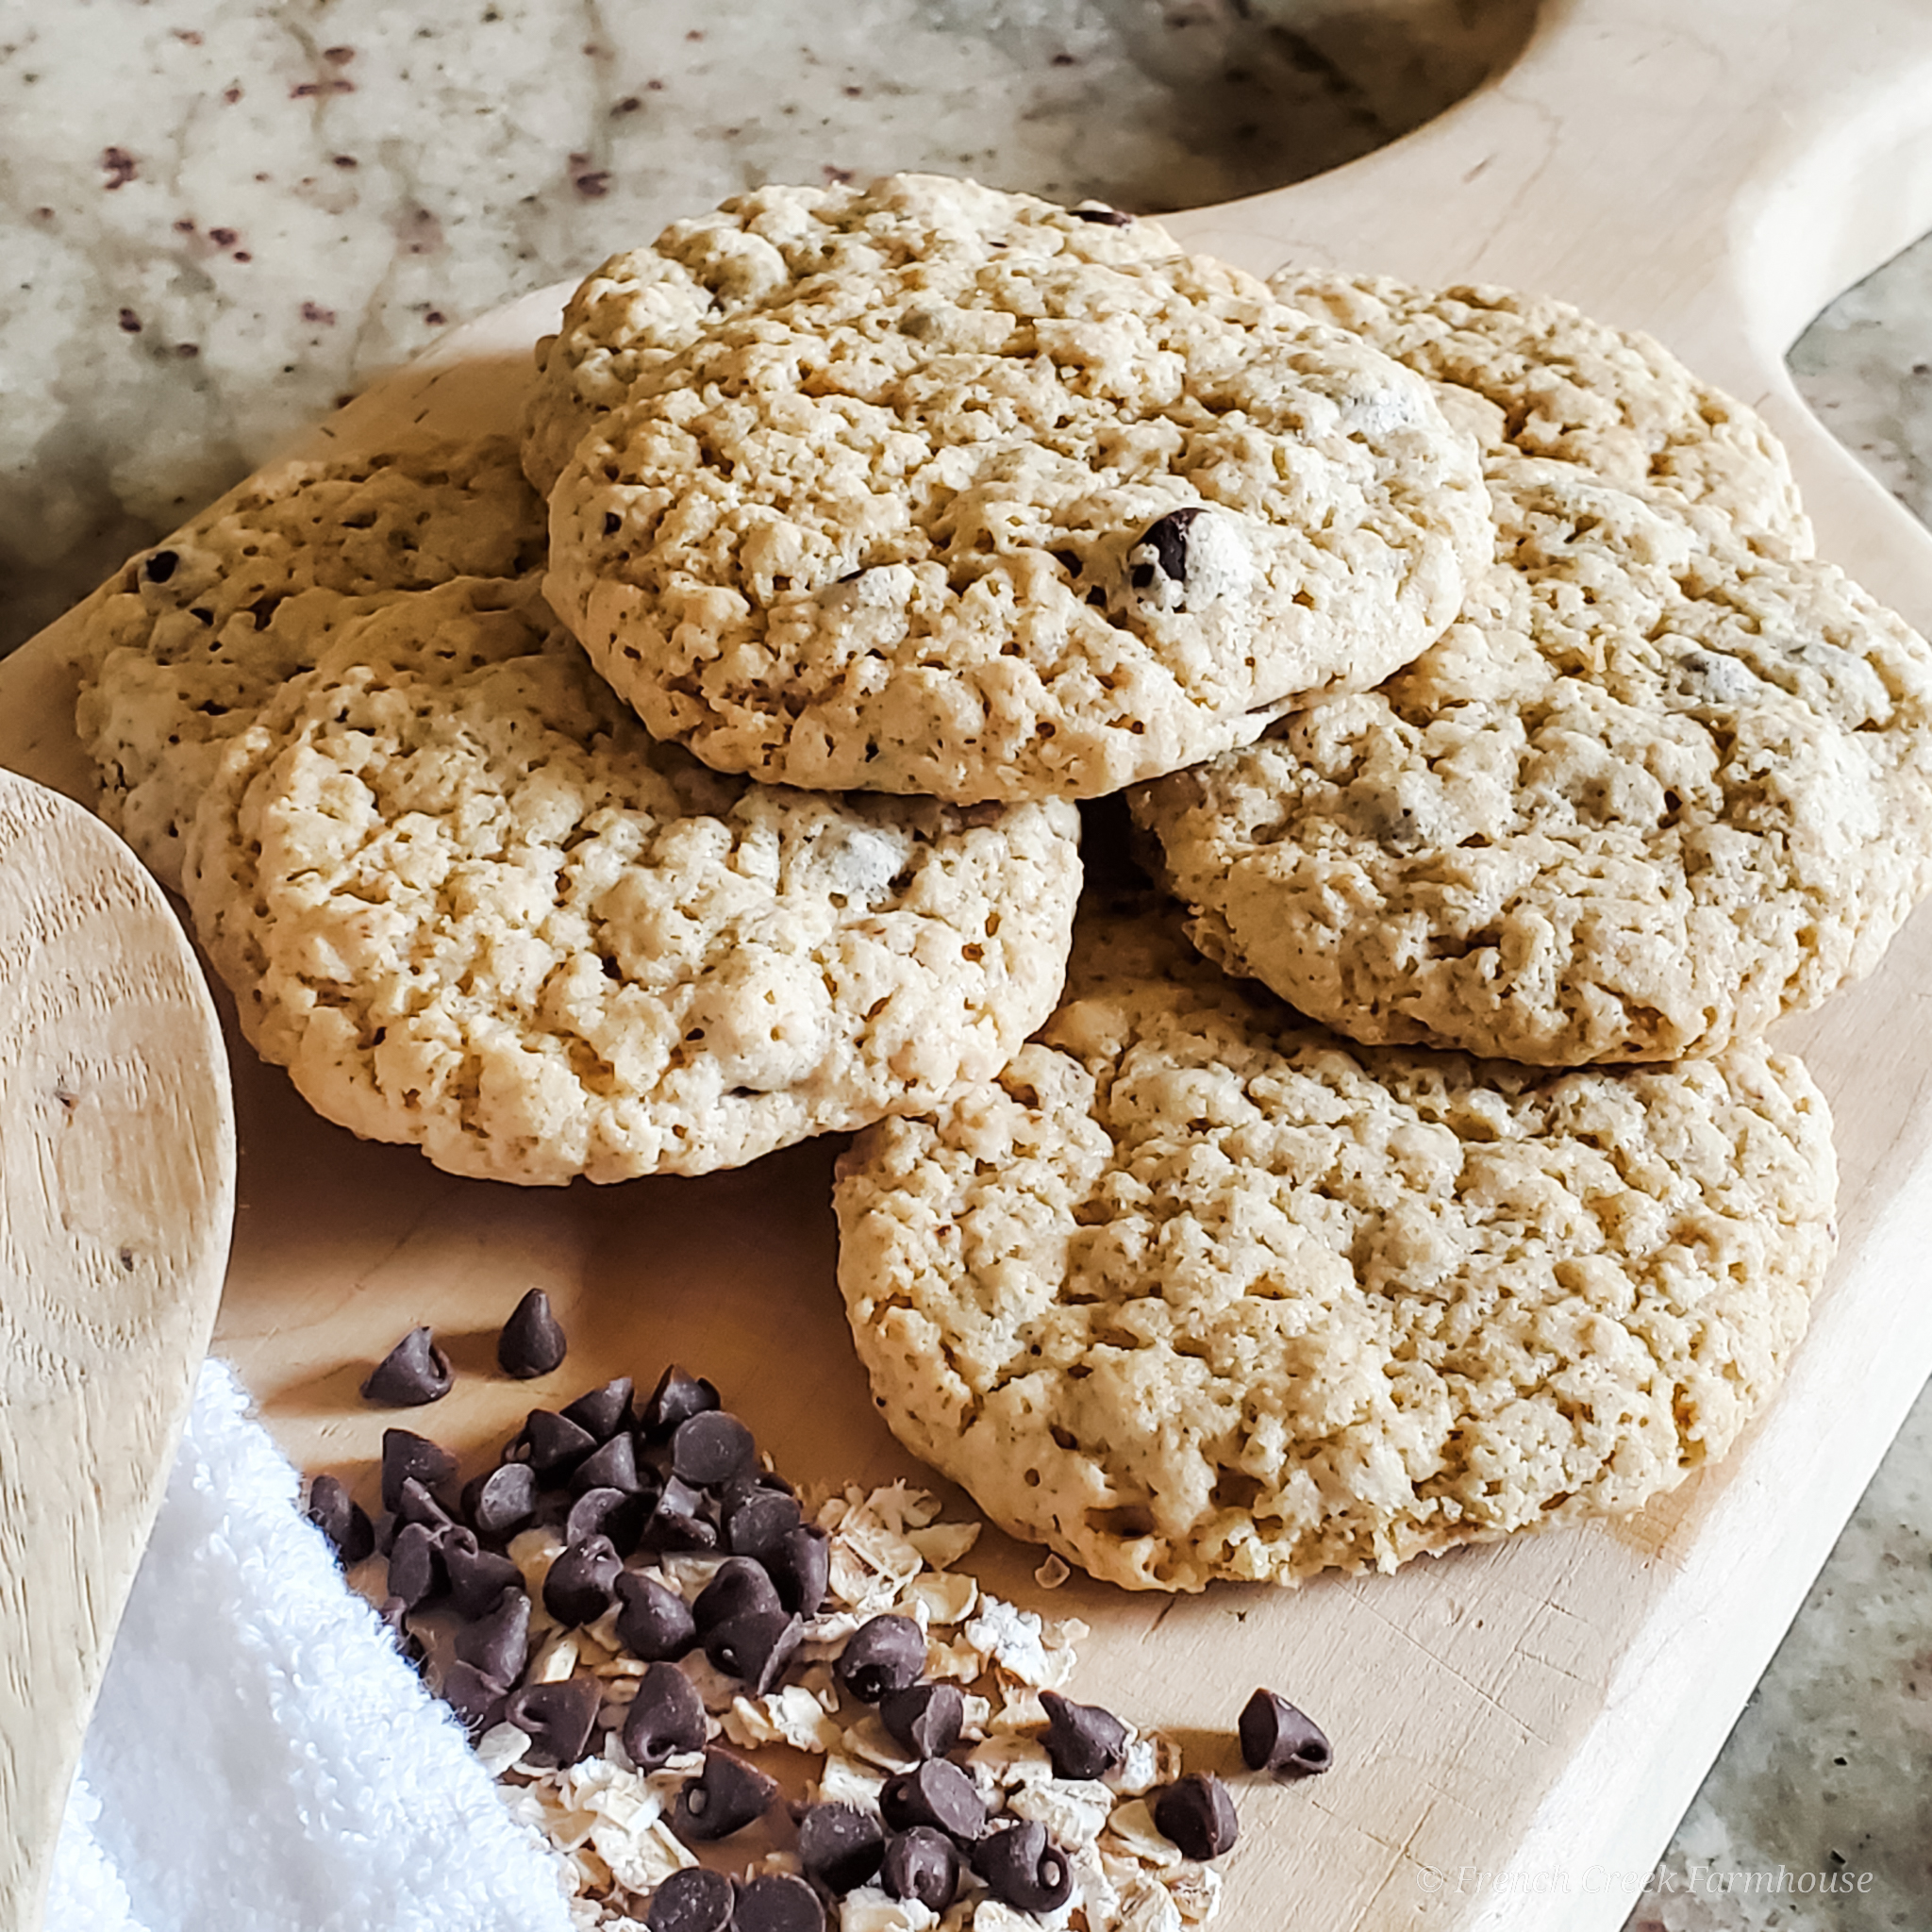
4, 3, 1928, 1927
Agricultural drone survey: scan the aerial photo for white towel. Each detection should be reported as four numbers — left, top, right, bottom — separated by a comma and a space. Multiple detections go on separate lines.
47, 1359, 574, 1932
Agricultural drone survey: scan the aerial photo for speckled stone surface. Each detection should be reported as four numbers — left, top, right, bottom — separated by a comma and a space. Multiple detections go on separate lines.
3, 5, 1929, 1925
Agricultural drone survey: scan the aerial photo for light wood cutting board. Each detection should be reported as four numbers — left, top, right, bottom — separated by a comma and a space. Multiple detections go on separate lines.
6, 0, 1932, 1923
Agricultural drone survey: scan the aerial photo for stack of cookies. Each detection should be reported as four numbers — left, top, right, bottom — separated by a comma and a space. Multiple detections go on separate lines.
75, 174, 1932, 1593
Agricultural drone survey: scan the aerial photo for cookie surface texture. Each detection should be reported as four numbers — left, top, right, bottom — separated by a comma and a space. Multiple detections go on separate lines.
75, 435, 545, 891
833, 908, 1837, 1591
522, 174, 1189, 496
1269, 271, 1810, 553
1133, 447, 1932, 1065
182, 575, 1080, 1186
546, 249, 1489, 801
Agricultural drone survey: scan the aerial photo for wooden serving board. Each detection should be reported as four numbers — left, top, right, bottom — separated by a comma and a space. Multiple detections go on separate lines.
8, 0, 1932, 1923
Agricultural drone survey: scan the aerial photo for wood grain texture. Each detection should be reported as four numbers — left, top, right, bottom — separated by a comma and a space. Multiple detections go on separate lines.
0, 773, 234, 1931
3, 1, 1932, 1924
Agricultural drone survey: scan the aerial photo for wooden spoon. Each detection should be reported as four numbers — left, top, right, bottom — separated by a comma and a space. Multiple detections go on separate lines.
0, 770, 234, 1930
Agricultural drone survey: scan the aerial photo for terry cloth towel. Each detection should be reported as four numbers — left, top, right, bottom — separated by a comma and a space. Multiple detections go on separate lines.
46, 1357, 573, 1932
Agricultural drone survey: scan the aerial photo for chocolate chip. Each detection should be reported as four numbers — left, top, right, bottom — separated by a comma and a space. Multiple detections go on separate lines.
670, 1409, 755, 1489
643, 1866, 734, 1932
880, 1758, 986, 1840
505, 1675, 601, 1766
565, 1484, 648, 1554
834, 1614, 925, 1704
395, 1474, 456, 1535
441, 1659, 508, 1732
541, 1534, 623, 1625
881, 1827, 959, 1912
142, 548, 180, 583
462, 1461, 538, 1539
620, 1659, 707, 1770
497, 1288, 567, 1378
1136, 506, 1205, 585
670, 1746, 777, 1841
442, 1530, 524, 1620
731, 1873, 824, 1932
516, 1407, 597, 1482
362, 1326, 452, 1407
880, 1681, 963, 1759
704, 1607, 802, 1694
691, 1557, 780, 1633
1073, 203, 1133, 224
1152, 1773, 1240, 1858
380, 1427, 458, 1512
796, 1802, 885, 1894
305, 1474, 373, 1565
560, 1376, 634, 1441
721, 1477, 802, 1557
1239, 1688, 1331, 1778
614, 1570, 697, 1661
641, 1364, 718, 1441
455, 1585, 531, 1684
1041, 1690, 1129, 1780
571, 1430, 642, 1495
766, 1525, 829, 1615
386, 1521, 446, 1609
639, 1474, 718, 1554
972, 1819, 1073, 1910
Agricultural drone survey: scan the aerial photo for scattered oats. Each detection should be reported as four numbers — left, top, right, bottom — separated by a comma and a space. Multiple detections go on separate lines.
567, 1842, 615, 1894
1116, 1876, 1186, 1932
1034, 1554, 1072, 1590
962, 1597, 1058, 1686
723, 1685, 845, 1755
959, 1692, 992, 1740
841, 1711, 921, 1772
1105, 1737, 1161, 1798
816, 1750, 890, 1811
593, 1654, 650, 1679
678, 1652, 745, 1713
972, 1902, 1061, 1932
1067, 1842, 1120, 1926
903, 1569, 978, 1626
1164, 1862, 1223, 1924
799, 1608, 869, 1654
1103, 1801, 1181, 1869
476, 1721, 532, 1776
995, 1683, 1049, 1732
965, 1733, 1056, 1804
904, 1521, 981, 1571
529, 1631, 582, 1685
924, 1634, 987, 1682
509, 1525, 568, 1595
1008, 1777, 1114, 1848
840, 1887, 941, 1932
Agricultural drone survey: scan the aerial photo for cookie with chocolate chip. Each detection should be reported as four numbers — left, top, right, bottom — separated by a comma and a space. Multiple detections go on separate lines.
834, 902, 1837, 1590
545, 245, 1490, 802
182, 575, 1080, 1185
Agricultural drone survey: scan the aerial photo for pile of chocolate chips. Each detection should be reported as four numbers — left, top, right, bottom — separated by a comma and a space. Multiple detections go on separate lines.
310, 1301, 1331, 1928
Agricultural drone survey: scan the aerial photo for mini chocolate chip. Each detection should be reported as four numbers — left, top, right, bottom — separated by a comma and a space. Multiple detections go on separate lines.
731, 1873, 824, 1932
305, 1474, 373, 1565
362, 1326, 452, 1407
386, 1521, 446, 1609
455, 1585, 531, 1684
560, 1376, 634, 1441
766, 1524, 829, 1615
670, 1746, 777, 1841
142, 548, 180, 583
1152, 1773, 1240, 1859
462, 1461, 538, 1539
670, 1409, 756, 1488
692, 1557, 780, 1633
542, 1533, 623, 1625
620, 1659, 708, 1769
644, 1866, 734, 1932
498, 1288, 567, 1378
721, 1477, 802, 1557
442, 1530, 523, 1619
1137, 505, 1205, 584
703, 1607, 803, 1694
834, 1613, 925, 1703
395, 1474, 456, 1535
505, 1675, 601, 1766
602, 511, 622, 536
1041, 1690, 1129, 1780
639, 1474, 718, 1553
614, 1569, 697, 1661
880, 1758, 986, 1840
380, 1428, 458, 1513
1239, 1688, 1331, 1778
641, 1364, 718, 1441
571, 1430, 641, 1495
797, 1802, 885, 1894
566, 1484, 648, 1554
1073, 203, 1133, 224
881, 1826, 960, 1912
972, 1819, 1073, 1911
881, 1681, 963, 1759
517, 1407, 597, 1481
440, 1659, 508, 1732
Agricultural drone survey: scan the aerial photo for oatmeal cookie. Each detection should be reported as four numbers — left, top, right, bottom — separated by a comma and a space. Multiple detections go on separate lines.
546, 250, 1490, 801
834, 905, 1837, 1591
182, 575, 1080, 1185
75, 435, 544, 891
